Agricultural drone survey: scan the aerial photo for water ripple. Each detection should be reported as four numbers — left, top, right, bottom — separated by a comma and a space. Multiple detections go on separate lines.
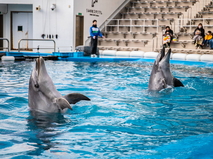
0, 61, 213, 158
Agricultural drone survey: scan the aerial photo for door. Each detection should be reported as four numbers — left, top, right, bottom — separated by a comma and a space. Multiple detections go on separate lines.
0, 15, 3, 50
11, 12, 33, 50
75, 15, 84, 47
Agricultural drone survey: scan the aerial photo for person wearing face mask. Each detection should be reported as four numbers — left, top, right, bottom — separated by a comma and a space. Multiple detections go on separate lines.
193, 23, 205, 39
90, 20, 105, 56
165, 26, 173, 37
193, 23, 205, 49
193, 29, 203, 49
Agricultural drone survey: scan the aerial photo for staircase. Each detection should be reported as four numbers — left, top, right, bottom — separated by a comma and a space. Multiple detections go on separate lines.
98, 0, 213, 54
169, 0, 213, 54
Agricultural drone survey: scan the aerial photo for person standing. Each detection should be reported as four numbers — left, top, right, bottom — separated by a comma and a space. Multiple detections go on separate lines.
90, 20, 104, 56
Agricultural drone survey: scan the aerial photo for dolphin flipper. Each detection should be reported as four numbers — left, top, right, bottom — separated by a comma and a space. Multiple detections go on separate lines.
64, 93, 90, 104
173, 77, 184, 87
56, 97, 72, 110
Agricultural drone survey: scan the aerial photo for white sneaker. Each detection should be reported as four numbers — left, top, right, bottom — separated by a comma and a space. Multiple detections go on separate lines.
91, 54, 97, 58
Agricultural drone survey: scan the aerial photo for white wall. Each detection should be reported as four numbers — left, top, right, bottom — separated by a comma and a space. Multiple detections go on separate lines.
2, 4, 33, 50
0, 0, 32, 4
1, 0, 126, 52
74, 0, 125, 46
1, 0, 75, 52
33, 0, 74, 52
0, 4, 8, 13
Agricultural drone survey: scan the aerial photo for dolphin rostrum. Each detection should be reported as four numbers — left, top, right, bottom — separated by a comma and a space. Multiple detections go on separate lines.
28, 57, 90, 113
148, 47, 184, 91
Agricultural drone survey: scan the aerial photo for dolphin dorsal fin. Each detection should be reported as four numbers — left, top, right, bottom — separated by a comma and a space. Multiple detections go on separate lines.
64, 93, 90, 104
55, 97, 72, 110
173, 77, 184, 87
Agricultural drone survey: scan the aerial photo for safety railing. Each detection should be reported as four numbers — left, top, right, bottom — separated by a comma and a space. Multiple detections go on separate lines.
0, 38, 10, 52
99, 0, 131, 30
104, 19, 162, 33
57, 46, 73, 52
177, 18, 213, 33
18, 39, 56, 53
180, 0, 211, 21
85, 0, 131, 46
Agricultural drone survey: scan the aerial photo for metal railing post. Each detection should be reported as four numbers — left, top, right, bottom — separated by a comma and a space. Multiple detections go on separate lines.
157, 19, 159, 33
0, 38, 10, 52
117, 19, 119, 32
105, 20, 107, 32
152, 38, 154, 52
190, 8, 192, 20
143, 19, 145, 33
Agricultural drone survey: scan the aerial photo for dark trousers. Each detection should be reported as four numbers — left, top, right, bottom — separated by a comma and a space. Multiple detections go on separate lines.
203, 40, 210, 46
163, 42, 170, 48
91, 37, 98, 55
209, 39, 213, 49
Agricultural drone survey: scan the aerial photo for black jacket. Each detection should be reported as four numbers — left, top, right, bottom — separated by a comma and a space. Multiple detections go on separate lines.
165, 29, 173, 36
194, 27, 205, 38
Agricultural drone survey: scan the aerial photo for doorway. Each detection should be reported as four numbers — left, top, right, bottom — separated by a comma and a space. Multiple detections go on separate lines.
75, 15, 84, 47
0, 15, 3, 50
11, 11, 33, 50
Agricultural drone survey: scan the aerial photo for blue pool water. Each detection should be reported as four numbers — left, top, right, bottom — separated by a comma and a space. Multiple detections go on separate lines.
0, 59, 213, 158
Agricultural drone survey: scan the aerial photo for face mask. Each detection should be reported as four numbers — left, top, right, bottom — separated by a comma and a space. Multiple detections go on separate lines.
93, 25, 97, 28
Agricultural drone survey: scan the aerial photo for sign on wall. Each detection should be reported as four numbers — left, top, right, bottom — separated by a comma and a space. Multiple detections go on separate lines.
91, 0, 98, 7
87, 0, 102, 17
86, 9, 102, 17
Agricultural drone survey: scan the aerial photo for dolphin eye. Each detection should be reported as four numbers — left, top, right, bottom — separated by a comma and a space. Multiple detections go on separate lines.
34, 84, 39, 88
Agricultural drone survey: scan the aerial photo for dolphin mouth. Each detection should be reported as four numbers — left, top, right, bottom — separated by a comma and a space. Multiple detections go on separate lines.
159, 47, 165, 62
36, 57, 42, 76
158, 48, 171, 64
162, 48, 171, 63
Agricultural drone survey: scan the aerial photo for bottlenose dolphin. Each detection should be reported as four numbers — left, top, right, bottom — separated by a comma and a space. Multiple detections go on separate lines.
148, 47, 184, 91
28, 57, 90, 113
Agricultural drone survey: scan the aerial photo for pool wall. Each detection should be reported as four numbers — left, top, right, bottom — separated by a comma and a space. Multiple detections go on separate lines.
100, 50, 213, 62
1, 50, 213, 63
